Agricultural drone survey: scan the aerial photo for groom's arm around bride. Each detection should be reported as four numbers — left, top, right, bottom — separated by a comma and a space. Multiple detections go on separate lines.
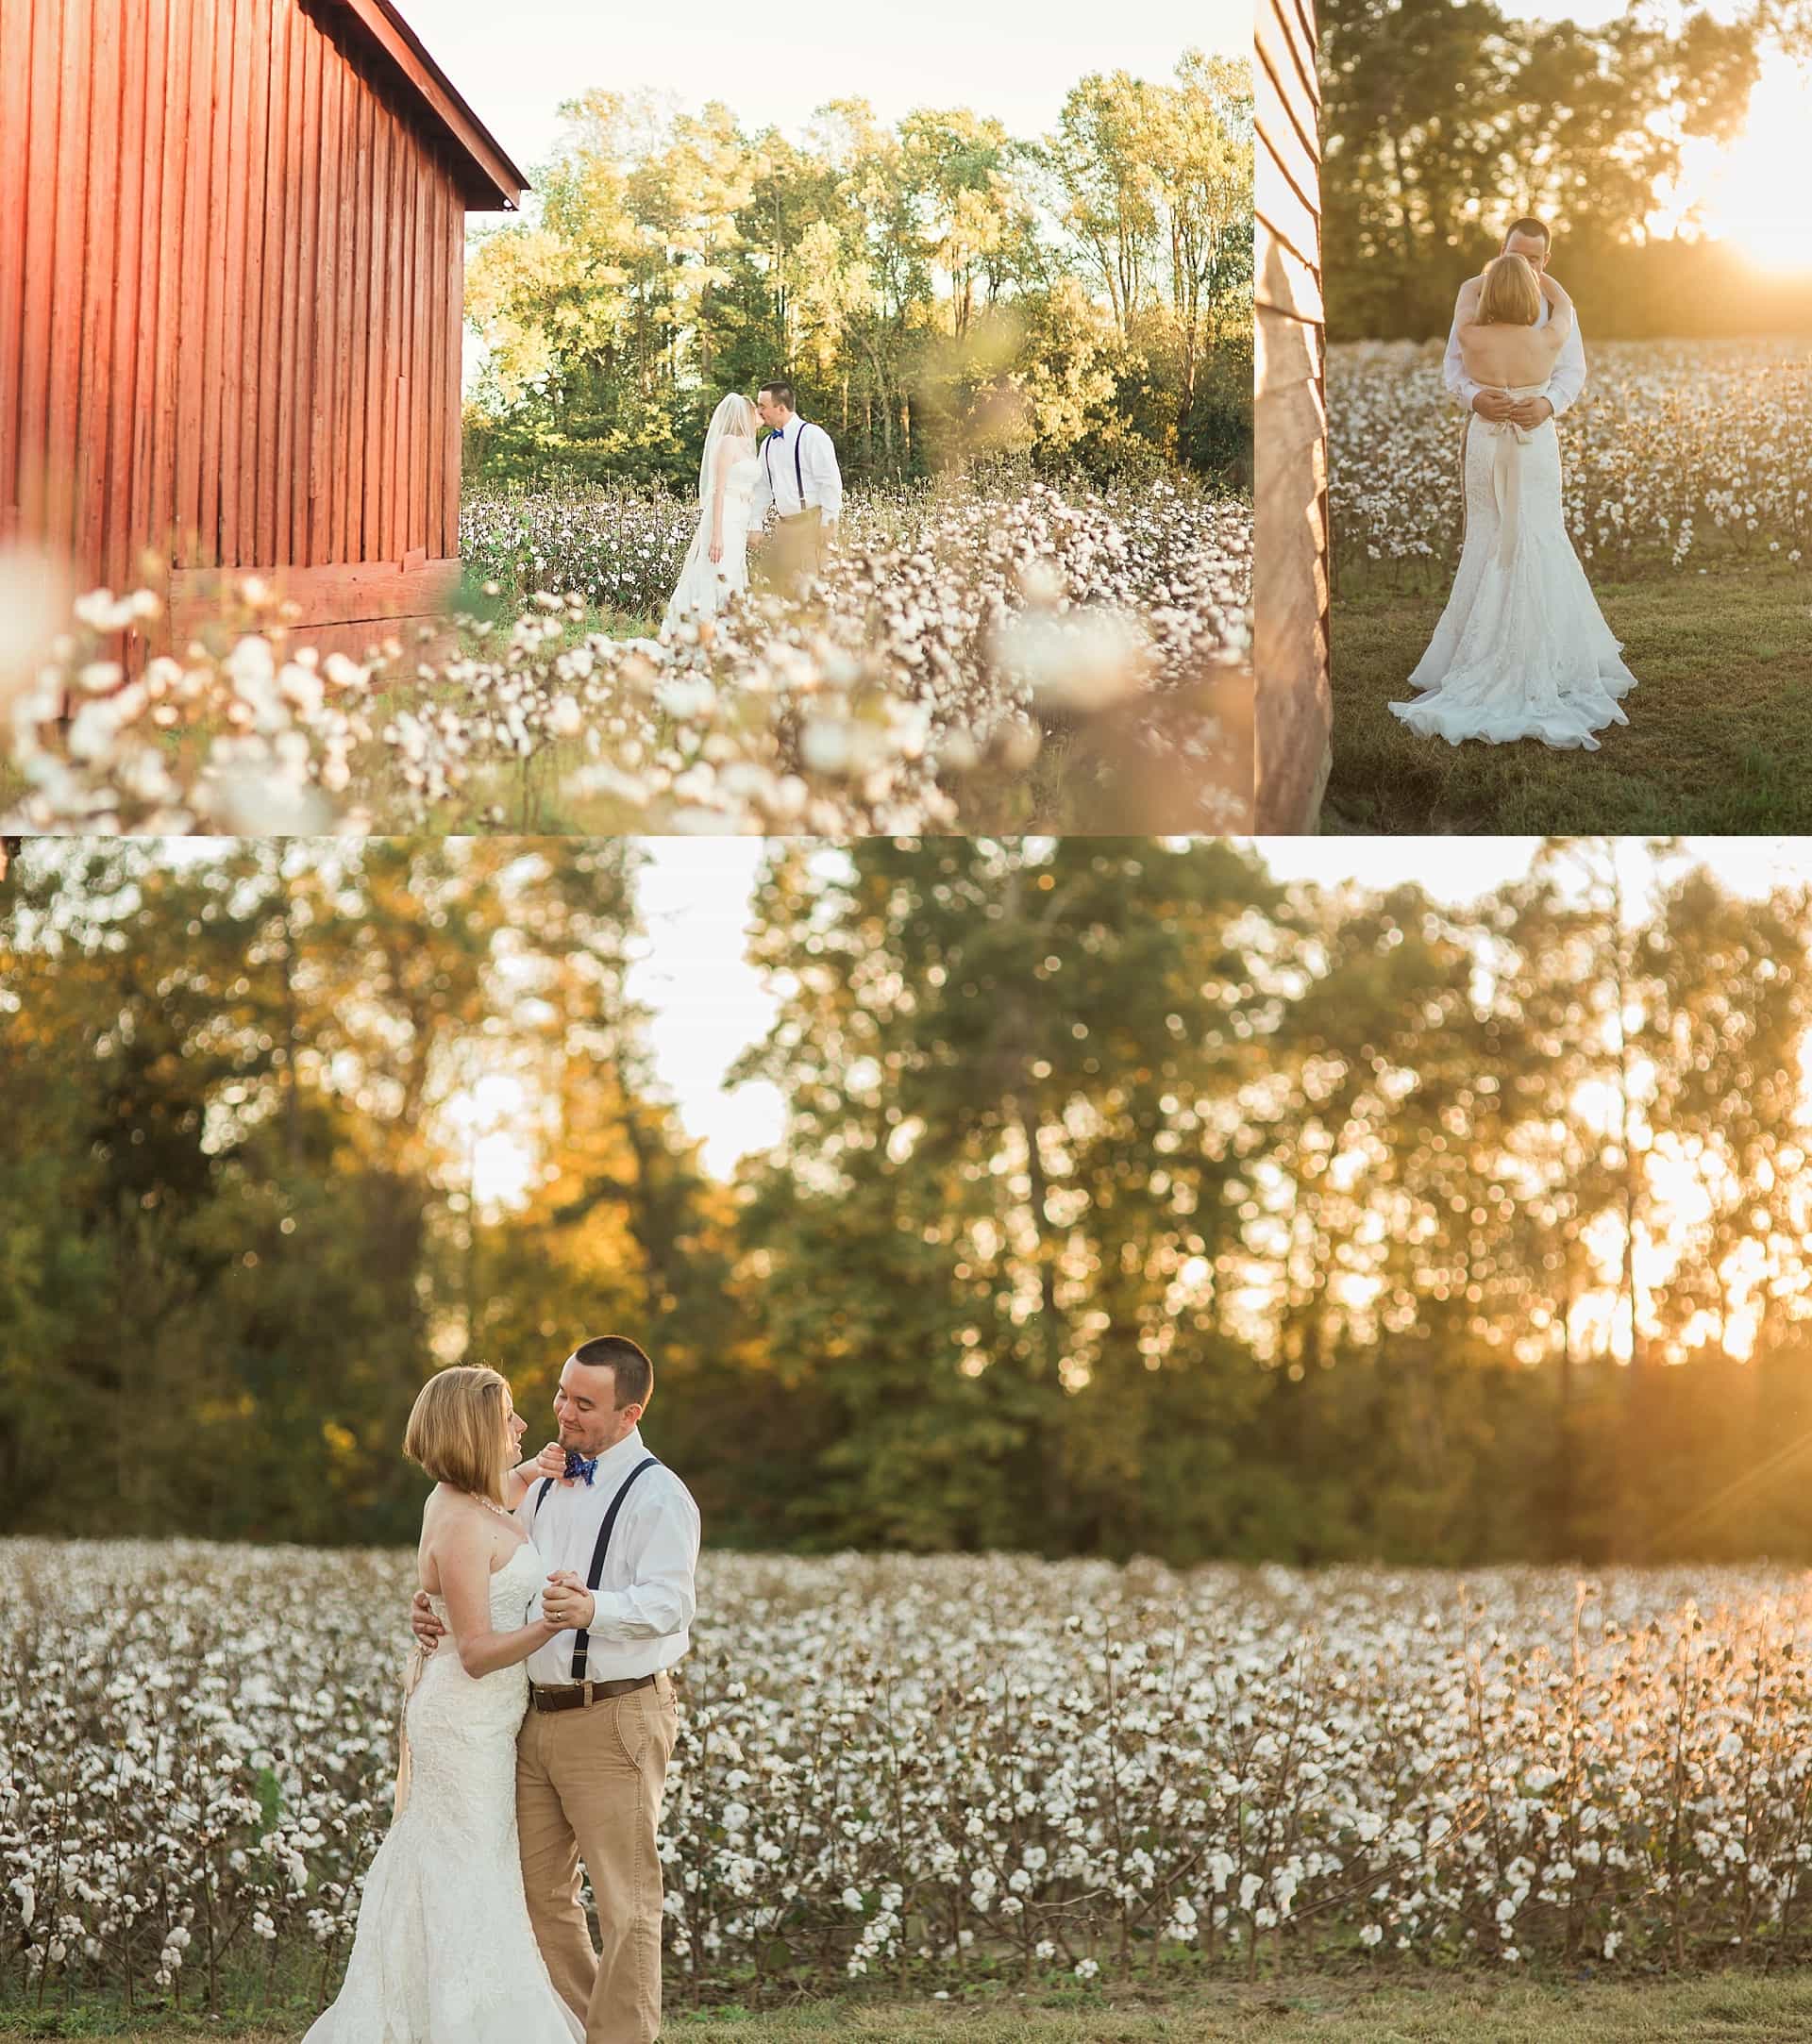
1445, 219, 1586, 428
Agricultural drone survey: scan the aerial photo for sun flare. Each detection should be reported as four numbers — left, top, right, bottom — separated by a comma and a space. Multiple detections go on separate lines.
1683, 61, 1812, 274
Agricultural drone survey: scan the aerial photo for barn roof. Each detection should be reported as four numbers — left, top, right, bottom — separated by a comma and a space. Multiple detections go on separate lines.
333, 0, 532, 211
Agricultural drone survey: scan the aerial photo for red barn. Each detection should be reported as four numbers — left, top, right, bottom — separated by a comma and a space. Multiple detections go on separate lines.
0, 0, 529, 662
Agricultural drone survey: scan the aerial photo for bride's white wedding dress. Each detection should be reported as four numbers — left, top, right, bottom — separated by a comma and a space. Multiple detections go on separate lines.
303, 1537, 582, 2044
1391, 378, 1637, 748
663, 455, 760, 633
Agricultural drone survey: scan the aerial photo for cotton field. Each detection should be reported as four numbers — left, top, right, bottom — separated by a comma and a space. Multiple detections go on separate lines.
1329, 336, 1812, 579
10, 1543, 1812, 2015
0, 477, 1251, 838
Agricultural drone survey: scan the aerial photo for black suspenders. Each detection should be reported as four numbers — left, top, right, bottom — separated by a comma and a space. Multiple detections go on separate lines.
763, 424, 807, 509
534, 1454, 662, 1681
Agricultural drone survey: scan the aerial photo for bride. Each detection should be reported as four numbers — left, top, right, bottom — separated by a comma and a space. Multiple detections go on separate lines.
303, 1366, 583, 2043
661, 393, 762, 635
1391, 254, 1637, 750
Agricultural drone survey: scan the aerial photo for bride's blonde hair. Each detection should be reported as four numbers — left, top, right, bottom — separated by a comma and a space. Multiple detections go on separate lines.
1477, 252, 1541, 328
403, 1365, 512, 1504
708, 392, 759, 441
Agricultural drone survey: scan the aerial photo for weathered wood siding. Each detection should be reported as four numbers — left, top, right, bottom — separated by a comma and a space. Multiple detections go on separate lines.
1254, 0, 1332, 831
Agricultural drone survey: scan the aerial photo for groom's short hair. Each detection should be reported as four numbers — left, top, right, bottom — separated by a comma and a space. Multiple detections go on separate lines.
759, 378, 796, 410
571, 1334, 653, 1410
1502, 216, 1552, 249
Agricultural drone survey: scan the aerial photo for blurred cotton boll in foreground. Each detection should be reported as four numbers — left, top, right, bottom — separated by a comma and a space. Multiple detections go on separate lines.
0, 545, 76, 708
990, 609, 1149, 712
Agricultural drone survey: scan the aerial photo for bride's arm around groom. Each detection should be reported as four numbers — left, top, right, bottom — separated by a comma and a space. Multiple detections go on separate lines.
1443, 276, 1586, 424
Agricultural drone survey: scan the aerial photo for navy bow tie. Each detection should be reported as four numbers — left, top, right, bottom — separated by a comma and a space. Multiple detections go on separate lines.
564, 1449, 599, 1486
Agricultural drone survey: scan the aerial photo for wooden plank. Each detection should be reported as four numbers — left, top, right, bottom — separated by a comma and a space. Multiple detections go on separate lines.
365, 102, 390, 563
235, 0, 268, 565
344, 60, 371, 561
1257, 146, 1322, 287
1257, 0, 1322, 121
168, 552, 464, 631
327, 43, 354, 562
218, 0, 253, 566
397, 150, 415, 560
1254, 377, 1332, 835
173, 0, 214, 566
47, 0, 92, 561
409, 157, 427, 556
425, 165, 443, 563
1256, 300, 1321, 391
407, 155, 425, 560
381, 106, 404, 561
1257, 215, 1325, 327
277, 0, 305, 565
13, 0, 59, 548
256, 0, 289, 567
196, 0, 233, 568
101, 0, 148, 596
1256, 54, 1321, 262
445, 183, 462, 561
311, 42, 342, 564
293, 14, 321, 566
82, 0, 123, 576
151, 0, 189, 569
126, 0, 170, 595
0, 0, 35, 536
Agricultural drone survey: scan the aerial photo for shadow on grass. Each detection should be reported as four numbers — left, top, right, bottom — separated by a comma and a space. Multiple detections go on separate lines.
1325, 562, 1812, 833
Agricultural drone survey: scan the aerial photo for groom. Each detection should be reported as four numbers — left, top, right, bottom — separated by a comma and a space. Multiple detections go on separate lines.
411, 1335, 701, 2044
750, 378, 842, 590
1445, 216, 1586, 429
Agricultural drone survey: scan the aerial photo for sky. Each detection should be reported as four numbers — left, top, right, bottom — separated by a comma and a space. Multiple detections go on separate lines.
622, 836, 1812, 1180
403, 0, 1247, 224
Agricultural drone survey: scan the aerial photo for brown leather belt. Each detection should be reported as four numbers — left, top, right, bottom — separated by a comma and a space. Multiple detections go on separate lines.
528, 1673, 657, 1713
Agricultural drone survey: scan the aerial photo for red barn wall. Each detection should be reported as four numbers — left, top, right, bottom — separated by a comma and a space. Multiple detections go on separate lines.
0, 0, 469, 655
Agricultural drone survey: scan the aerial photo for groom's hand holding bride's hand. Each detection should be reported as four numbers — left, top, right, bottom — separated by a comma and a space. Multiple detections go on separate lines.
541, 1570, 596, 1631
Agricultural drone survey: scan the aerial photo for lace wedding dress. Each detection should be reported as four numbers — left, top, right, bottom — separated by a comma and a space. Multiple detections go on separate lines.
303, 1538, 583, 2044
1391, 381, 1637, 748
663, 455, 760, 633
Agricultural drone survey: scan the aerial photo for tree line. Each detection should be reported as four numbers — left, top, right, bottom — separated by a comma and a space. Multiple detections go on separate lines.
461, 54, 1254, 489
1319, 0, 1812, 341
7, 838, 1812, 1566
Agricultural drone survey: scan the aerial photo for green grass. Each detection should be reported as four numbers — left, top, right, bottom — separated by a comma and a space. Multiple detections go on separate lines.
23, 1973, 1812, 2041
1324, 561, 1812, 832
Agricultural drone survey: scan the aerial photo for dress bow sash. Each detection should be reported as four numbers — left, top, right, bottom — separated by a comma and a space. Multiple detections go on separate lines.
393, 1638, 430, 1818
1484, 413, 1535, 571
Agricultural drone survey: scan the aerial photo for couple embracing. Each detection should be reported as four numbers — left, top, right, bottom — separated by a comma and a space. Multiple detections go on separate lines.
661, 378, 844, 633
1391, 215, 1640, 751
305, 1336, 700, 2044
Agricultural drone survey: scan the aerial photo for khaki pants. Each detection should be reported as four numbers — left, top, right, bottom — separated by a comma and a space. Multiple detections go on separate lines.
761, 507, 823, 595
516, 1669, 680, 2043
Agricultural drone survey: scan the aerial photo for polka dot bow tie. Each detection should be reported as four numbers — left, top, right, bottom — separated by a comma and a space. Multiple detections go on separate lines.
563, 1449, 599, 1486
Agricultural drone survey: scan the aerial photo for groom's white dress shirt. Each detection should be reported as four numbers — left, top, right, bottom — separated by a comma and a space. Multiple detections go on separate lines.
750, 416, 844, 525
1443, 291, 1586, 416
512, 1425, 700, 1686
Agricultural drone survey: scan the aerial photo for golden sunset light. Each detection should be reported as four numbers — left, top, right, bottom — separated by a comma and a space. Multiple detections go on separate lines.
1678, 59, 1812, 273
